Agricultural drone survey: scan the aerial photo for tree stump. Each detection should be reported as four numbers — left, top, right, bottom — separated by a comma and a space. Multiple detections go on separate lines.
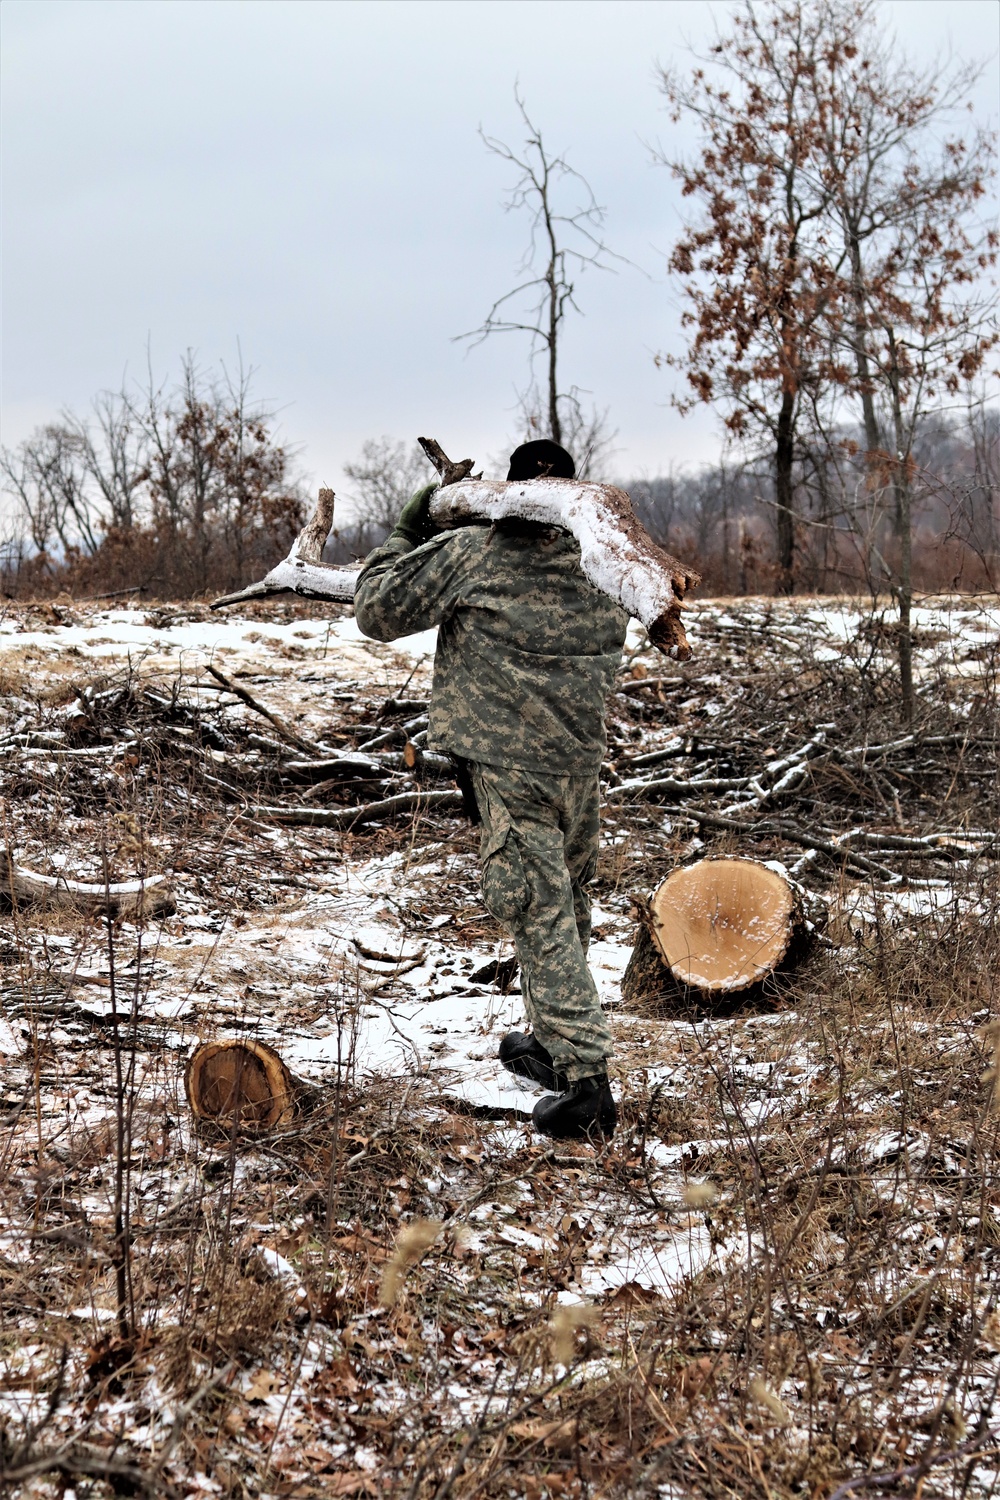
622, 857, 802, 1009
185, 1039, 295, 1130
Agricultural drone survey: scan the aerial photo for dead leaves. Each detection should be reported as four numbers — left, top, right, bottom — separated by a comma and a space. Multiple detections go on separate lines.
510, 1416, 582, 1455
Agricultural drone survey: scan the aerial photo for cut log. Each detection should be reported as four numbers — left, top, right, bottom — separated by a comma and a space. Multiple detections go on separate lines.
3, 863, 175, 920
622, 858, 801, 1005
402, 741, 453, 779
429, 478, 700, 659
184, 1039, 295, 1129
211, 445, 701, 658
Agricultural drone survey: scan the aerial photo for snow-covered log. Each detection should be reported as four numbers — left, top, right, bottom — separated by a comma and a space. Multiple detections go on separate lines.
211, 461, 701, 657
211, 488, 358, 610
430, 479, 700, 658
3, 864, 175, 920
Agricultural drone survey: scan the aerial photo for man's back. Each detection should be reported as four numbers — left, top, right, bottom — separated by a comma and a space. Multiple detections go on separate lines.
354, 520, 628, 772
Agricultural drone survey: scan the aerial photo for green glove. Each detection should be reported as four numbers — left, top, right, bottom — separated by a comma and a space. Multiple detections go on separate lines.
392, 482, 440, 547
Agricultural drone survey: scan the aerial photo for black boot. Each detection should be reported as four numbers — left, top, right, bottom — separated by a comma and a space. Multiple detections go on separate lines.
498, 1031, 568, 1091
532, 1074, 616, 1141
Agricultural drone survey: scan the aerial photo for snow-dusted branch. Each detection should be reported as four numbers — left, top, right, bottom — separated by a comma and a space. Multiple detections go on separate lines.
211, 467, 701, 658
429, 478, 701, 658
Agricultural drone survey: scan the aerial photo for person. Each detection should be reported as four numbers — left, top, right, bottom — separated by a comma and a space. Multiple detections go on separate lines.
353, 439, 627, 1140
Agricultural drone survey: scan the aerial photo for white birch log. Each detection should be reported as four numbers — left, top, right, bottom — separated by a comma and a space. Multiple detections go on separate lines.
211, 469, 701, 658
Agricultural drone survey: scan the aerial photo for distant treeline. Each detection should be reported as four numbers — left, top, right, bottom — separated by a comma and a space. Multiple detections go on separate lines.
1, 358, 996, 600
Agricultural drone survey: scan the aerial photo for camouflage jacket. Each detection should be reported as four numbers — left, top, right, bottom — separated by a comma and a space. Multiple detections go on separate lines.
353, 522, 628, 772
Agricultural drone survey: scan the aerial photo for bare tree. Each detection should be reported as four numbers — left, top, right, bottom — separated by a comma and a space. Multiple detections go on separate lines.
816, 19, 998, 716
0, 424, 100, 563
459, 91, 621, 471
1, 352, 306, 596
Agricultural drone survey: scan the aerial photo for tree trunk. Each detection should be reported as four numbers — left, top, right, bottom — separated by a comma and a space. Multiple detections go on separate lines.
845, 221, 887, 589
887, 328, 915, 723
775, 385, 796, 595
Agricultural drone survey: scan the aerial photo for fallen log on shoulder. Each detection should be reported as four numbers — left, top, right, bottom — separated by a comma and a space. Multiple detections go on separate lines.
3, 863, 175, 920
210, 442, 700, 657
622, 857, 805, 1009
429, 477, 700, 658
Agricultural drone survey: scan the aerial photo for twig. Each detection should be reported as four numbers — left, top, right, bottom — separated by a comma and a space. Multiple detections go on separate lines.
252, 788, 464, 828
684, 808, 899, 879
204, 664, 321, 756
827, 1424, 1000, 1499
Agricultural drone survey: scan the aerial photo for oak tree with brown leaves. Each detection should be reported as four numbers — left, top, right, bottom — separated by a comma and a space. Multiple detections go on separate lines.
658, 0, 997, 661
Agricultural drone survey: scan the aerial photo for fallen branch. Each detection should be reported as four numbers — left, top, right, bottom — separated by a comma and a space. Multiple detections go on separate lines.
615, 676, 687, 697
204, 665, 322, 757
211, 447, 701, 658
250, 788, 464, 828
608, 773, 752, 802
683, 810, 900, 880
827, 1422, 1000, 1500
403, 742, 453, 779
282, 753, 384, 781
210, 488, 358, 610
3, 863, 175, 919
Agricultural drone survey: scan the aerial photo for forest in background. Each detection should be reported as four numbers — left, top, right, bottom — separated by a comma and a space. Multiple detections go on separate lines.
1, 0, 997, 610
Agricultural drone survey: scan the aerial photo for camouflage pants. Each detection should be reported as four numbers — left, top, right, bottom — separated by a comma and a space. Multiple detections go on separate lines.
470, 764, 613, 1084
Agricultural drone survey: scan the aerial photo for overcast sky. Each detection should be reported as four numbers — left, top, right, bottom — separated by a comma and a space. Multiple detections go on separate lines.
2, 0, 997, 505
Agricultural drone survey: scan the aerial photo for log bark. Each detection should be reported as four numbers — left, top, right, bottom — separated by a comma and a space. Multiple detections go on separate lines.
185, 1039, 295, 1129
622, 858, 801, 1006
3, 863, 175, 920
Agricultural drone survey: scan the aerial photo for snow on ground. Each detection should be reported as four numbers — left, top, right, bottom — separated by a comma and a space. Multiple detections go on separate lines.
0, 603, 437, 670
2, 591, 998, 1497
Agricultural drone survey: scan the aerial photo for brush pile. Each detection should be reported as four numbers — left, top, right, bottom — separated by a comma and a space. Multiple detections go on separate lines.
1, 591, 999, 1499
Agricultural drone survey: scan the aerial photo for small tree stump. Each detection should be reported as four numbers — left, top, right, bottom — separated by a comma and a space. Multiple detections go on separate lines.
622, 857, 802, 1008
185, 1039, 295, 1129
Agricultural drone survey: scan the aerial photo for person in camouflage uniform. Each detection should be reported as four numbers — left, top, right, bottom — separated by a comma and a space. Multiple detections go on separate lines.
353, 439, 626, 1139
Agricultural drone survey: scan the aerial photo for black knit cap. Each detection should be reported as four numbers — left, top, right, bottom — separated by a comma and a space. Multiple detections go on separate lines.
507, 439, 576, 482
